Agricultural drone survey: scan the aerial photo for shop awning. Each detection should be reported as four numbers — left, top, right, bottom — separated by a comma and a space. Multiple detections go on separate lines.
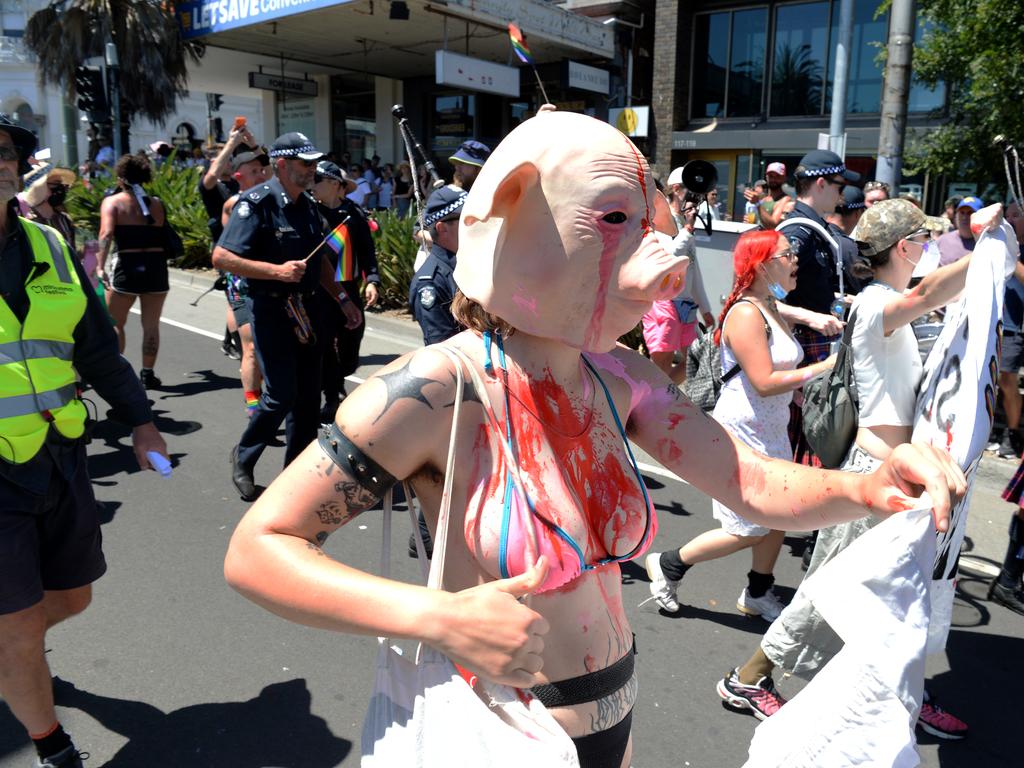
176, 0, 614, 78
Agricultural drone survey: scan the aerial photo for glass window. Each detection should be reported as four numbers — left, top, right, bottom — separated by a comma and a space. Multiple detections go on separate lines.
692, 13, 729, 119
771, 1, 830, 116
908, 19, 946, 113
827, 2, 887, 113
728, 8, 768, 117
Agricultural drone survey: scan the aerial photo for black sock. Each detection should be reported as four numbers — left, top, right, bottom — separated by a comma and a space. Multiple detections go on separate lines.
223, 326, 232, 345
140, 367, 153, 374
659, 550, 692, 582
32, 723, 72, 760
747, 570, 775, 598
997, 515, 1024, 589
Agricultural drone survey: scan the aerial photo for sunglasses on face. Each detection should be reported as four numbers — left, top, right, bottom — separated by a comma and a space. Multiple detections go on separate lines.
824, 177, 845, 188
0, 146, 19, 162
770, 248, 796, 260
864, 181, 890, 193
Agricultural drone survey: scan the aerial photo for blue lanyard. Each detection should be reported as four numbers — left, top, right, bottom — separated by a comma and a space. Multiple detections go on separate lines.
486, 333, 653, 578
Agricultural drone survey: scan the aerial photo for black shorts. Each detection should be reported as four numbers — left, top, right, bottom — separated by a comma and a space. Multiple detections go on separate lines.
1000, 330, 1024, 374
0, 454, 107, 615
109, 251, 169, 295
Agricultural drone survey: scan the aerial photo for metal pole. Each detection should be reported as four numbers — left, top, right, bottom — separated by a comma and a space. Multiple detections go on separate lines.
61, 101, 79, 168
828, 0, 854, 156
876, 0, 916, 190
105, 43, 122, 159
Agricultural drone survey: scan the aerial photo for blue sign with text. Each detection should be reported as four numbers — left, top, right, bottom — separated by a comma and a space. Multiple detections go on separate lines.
176, 0, 354, 40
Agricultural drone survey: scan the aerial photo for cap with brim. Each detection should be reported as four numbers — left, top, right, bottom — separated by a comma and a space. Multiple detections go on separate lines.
268, 131, 324, 161
956, 196, 983, 213
0, 113, 38, 173
423, 185, 468, 229
449, 140, 491, 168
851, 198, 927, 257
837, 185, 866, 212
766, 162, 787, 176
666, 167, 684, 187
795, 149, 861, 184
230, 146, 268, 171
315, 160, 357, 194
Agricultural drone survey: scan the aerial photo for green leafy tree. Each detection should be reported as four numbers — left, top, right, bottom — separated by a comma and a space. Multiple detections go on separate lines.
771, 44, 823, 116
24, 1, 204, 145
905, 0, 1024, 189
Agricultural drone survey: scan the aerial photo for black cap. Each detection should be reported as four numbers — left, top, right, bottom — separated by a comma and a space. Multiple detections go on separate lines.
315, 160, 357, 193
423, 185, 468, 228
268, 132, 323, 161
795, 149, 861, 184
0, 113, 37, 174
837, 185, 866, 213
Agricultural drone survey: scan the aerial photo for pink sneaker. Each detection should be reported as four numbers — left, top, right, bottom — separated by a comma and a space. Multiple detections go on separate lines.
716, 668, 787, 720
917, 701, 968, 740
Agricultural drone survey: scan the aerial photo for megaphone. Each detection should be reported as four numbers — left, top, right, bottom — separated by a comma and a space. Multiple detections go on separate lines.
681, 160, 717, 195
681, 160, 718, 236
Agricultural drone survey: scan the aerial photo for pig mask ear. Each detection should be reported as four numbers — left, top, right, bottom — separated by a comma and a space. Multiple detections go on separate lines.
462, 160, 540, 228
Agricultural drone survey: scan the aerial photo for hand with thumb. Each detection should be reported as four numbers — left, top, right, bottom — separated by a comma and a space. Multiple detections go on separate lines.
427, 556, 551, 688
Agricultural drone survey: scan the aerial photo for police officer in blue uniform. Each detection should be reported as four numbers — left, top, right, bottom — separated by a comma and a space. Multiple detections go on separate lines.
214, 132, 360, 500
409, 185, 467, 346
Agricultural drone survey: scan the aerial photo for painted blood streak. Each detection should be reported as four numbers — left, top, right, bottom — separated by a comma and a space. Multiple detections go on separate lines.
886, 494, 914, 512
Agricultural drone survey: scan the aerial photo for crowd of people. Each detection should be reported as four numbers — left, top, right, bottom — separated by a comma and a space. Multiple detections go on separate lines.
0, 100, 1022, 768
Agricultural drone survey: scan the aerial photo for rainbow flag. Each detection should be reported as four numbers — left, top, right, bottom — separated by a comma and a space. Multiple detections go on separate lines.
325, 221, 356, 281
508, 23, 532, 65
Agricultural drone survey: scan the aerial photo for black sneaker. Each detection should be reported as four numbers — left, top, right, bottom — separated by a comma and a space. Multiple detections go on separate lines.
997, 432, 1019, 459
139, 369, 162, 389
988, 579, 1024, 616
36, 745, 88, 767
221, 340, 242, 360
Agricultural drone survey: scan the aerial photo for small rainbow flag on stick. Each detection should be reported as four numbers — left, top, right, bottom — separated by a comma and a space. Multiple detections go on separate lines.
325, 220, 356, 281
508, 23, 533, 65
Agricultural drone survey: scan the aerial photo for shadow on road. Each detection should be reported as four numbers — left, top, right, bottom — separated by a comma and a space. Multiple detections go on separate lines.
153, 369, 241, 400
40, 676, 352, 767
358, 353, 400, 368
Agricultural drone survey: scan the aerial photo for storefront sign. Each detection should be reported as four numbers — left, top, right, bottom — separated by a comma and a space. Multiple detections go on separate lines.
435, 50, 520, 98
249, 72, 318, 97
277, 97, 316, 141
442, 0, 613, 58
609, 106, 650, 138
566, 61, 609, 95
177, 0, 354, 40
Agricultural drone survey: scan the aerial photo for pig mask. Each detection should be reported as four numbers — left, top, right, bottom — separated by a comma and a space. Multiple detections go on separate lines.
454, 110, 687, 352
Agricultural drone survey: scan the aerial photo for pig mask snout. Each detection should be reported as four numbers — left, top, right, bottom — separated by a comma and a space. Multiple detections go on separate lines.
619, 228, 688, 302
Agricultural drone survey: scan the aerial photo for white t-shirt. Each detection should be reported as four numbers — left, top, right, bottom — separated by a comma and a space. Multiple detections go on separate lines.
850, 283, 922, 428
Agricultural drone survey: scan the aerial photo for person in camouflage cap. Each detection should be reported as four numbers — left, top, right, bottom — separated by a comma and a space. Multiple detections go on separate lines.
851, 197, 927, 257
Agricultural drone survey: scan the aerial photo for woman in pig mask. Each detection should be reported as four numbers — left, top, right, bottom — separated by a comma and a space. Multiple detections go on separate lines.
224, 110, 965, 767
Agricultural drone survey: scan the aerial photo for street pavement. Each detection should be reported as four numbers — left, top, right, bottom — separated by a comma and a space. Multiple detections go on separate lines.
1, 270, 1021, 768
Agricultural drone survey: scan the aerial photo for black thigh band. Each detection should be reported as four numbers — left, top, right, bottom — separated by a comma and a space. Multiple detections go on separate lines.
317, 422, 397, 500
571, 709, 633, 768
530, 644, 635, 709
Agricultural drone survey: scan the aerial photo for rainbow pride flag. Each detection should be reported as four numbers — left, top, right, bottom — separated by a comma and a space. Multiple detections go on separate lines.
325, 221, 356, 281
508, 23, 532, 65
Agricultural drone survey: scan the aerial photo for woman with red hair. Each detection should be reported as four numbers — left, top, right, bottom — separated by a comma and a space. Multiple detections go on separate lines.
646, 229, 836, 619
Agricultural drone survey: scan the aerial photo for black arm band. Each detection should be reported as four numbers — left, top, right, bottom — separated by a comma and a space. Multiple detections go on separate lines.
317, 422, 398, 499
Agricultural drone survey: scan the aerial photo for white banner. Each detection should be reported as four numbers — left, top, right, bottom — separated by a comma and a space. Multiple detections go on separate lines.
434, 50, 520, 98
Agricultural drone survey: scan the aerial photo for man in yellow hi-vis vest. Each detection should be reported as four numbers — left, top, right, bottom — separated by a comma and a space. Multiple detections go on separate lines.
0, 116, 167, 768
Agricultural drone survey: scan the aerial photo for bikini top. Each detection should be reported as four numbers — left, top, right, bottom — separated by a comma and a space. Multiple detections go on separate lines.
457, 332, 657, 594
114, 224, 165, 251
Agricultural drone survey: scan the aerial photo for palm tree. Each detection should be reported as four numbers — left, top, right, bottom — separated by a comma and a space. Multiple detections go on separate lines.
771, 43, 823, 116
24, 1, 205, 146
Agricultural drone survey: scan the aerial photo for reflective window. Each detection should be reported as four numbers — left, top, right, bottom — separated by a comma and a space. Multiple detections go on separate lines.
908, 19, 946, 113
826, 1, 887, 113
691, 13, 729, 118
728, 8, 768, 117
771, 1, 830, 116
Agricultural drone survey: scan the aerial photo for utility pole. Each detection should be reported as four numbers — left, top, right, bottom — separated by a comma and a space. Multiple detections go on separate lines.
105, 42, 122, 159
876, 0, 916, 191
828, 0, 854, 157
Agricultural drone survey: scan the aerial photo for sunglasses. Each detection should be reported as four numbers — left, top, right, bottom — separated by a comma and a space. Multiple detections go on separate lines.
0, 146, 19, 162
770, 248, 796, 260
864, 181, 891, 193
824, 177, 846, 188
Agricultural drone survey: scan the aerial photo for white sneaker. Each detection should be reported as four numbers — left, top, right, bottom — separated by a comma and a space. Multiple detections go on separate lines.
645, 552, 680, 612
737, 587, 784, 622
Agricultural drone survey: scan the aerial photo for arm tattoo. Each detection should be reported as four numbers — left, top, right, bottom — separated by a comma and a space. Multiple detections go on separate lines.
315, 531, 329, 546
372, 359, 442, 423
305, 541, 326, 557
443, 369, 483, 407
335, 480, 380, 514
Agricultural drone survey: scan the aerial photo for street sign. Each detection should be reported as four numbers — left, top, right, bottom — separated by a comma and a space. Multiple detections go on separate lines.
248, 72, 318, 97
566, 61, 609, 95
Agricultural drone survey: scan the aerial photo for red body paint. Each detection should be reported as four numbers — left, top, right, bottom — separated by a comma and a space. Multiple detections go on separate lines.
886, 494, 913, 512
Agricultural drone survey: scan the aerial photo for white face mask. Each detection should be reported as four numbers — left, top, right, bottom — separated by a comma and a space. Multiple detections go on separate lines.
911, 240, 940, 278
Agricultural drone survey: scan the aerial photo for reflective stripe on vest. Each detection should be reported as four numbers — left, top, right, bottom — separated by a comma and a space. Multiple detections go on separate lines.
33, 223, 73, 283
0, 340, 74, 365
0, 383, 77, 419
